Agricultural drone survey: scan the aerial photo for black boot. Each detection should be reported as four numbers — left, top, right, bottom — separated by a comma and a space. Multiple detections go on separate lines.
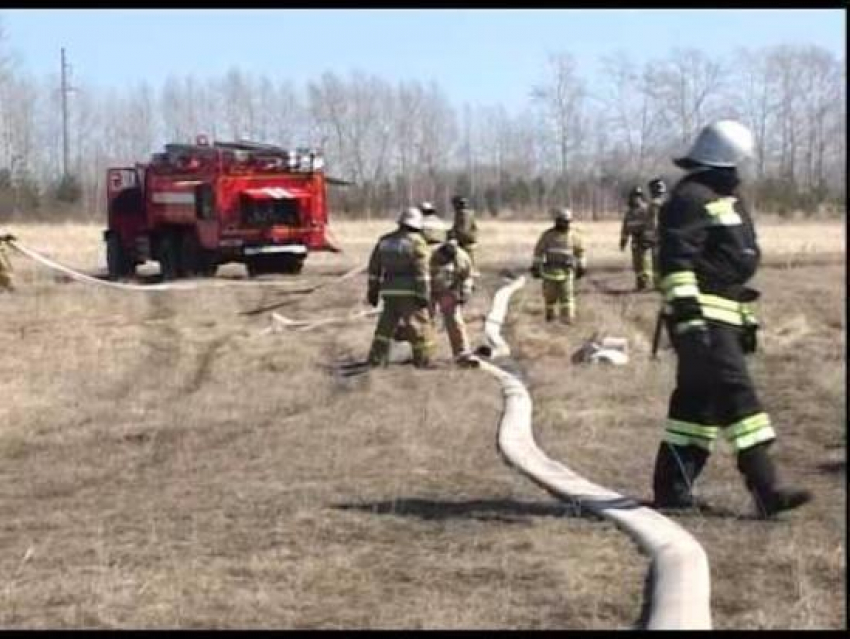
652, 442, 709, 509
737, 444, 813, 519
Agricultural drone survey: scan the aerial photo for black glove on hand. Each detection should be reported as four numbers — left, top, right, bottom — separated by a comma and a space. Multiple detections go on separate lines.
1, 234, 16, 242
740, 324, 758, 354
575, 265, 586, 280
530, 265, 541, 279
367, 289, 379, 307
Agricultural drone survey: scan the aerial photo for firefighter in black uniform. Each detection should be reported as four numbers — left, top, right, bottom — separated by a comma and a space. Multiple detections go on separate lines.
651, 119, 812, 518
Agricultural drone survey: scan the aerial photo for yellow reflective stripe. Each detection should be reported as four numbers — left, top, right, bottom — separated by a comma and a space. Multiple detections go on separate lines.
699, 294, 741, 311
663, 431, 716, 452
705, 197, 741, 226
698, 293, 748, 326
666, 419, 720, 439
665, 283, 700, 301
727, 413, 776, 450
702, 306, 743, 325
731, 427, 776, 451
725, 412, 776, 450
542, 273, 568, 281
661, 271, 697, 291
673, 319, 707, 334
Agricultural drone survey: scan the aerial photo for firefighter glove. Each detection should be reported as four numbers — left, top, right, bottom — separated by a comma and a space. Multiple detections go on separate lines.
0, 234, 16, 242
530, 264, 541, 279
367, 288, 379, 307
619, 238, 627, 251
575, 265, 586, 280
741, 323, 758, 354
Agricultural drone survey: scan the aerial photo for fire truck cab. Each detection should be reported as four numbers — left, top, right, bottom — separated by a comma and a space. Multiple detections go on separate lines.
104, 137, 338, 280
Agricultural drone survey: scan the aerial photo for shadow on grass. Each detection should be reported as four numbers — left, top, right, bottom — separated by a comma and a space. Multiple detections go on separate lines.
334, 497, 595, 524
817, 459, 846, 475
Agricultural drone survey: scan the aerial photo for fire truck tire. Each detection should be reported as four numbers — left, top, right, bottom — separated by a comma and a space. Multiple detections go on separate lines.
279, 254, 305, 274
106, 233, 133, 280
158, 231, 183, 281
178, 229, 204, 277
245, 258, 265, 277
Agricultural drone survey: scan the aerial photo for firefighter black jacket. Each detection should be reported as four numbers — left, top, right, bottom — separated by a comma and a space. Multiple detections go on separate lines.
658, 168, 762, 326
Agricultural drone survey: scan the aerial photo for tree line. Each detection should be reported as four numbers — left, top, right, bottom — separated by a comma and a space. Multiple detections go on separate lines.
0, 18, 845, 223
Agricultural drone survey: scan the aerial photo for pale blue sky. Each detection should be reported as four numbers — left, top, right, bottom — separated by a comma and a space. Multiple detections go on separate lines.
2, 9, 845, 112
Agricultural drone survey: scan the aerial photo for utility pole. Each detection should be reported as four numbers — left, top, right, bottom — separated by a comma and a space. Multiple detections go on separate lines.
60, 47, 72, 179
465, 103, 475, 201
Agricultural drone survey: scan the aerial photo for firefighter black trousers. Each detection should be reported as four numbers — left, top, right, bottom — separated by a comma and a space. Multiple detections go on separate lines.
668, 320, 765, 430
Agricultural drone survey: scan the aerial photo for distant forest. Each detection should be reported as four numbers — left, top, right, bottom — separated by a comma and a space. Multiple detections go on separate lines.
0, 18, 845, 222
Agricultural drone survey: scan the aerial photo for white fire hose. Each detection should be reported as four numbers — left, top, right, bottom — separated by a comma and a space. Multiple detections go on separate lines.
6, 234, 713, 627
6, 239, 365, 293
478, 275, 712, 630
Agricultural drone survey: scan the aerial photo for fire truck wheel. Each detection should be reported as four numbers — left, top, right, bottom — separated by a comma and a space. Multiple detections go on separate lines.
278, 255, 305, 274
106, 234, 133, 280
159, 231, 183, 281
245, 258, 265, 278
179, 229, 204, 277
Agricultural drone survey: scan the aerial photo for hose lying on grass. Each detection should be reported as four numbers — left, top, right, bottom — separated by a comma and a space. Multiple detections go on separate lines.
478, 274, 712, 630
262, 308, 380, 334
6, 239, 364, 294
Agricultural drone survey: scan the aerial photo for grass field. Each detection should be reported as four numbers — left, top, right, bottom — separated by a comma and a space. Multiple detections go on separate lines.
0, 217, 845, 629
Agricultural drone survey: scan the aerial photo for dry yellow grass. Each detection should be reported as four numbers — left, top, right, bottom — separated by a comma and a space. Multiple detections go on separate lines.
0, 216, 844, 628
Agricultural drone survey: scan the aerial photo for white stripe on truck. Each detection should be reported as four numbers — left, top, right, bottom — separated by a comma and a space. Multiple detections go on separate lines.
151, 191, 196, 205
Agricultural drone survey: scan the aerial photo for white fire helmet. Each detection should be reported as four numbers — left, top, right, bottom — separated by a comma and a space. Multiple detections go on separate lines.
398, 206, 424, 230
551, 207, 573, 223
675, 119, 755, 169
420, 201, 436, 214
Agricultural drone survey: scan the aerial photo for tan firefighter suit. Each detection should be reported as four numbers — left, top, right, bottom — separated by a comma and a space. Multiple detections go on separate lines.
367, 225, 435, 368
448, 203, 479, 273
0, 234, 15, 291
430, 240, 474, 362
646, 195, 665, 287
620, 194, 656, 290
532, 222, 585, 323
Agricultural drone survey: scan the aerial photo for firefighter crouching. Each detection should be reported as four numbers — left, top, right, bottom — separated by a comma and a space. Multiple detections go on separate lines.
530, 207, 586, 324
430, 238, 478, 368
652, 119, 812, 518
448, 195, 479, 276
620, 186, 656, 291
366, 207, 436, 368
0, 233, 16, 292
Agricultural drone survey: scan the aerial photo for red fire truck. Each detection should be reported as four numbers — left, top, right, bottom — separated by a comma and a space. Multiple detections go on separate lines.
104, 137, 340, 280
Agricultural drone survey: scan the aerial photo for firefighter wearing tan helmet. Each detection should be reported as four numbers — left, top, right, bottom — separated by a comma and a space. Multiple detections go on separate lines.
530, 207, 586, 324
652, 119, 812, 518
366, 207, 436, 368
0, 232, 16, 291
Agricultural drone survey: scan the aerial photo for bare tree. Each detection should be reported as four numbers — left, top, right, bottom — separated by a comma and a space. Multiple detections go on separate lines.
531, 52, 586, 183
650, 48, 727, 149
